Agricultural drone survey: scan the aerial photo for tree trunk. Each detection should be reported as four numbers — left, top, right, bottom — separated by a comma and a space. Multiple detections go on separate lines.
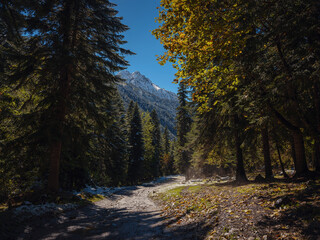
234, 115, 247, 182
291, 129, 309, 175
289, 134, 297, 170
48, 141, 62, 192
47, 1, 75, 192
261, 126, 273, 179
275, 141, 289, 178
313, 82, 320, 172
313, 136, 320, 172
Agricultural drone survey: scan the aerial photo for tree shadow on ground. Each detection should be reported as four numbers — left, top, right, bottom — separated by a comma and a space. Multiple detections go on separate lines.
256, 182, 320, 240
1, 176, 213, 240
207, 173, 320, 188
1, 201, 212, 240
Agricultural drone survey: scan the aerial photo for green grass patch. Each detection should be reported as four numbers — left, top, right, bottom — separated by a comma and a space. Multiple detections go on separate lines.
187, 185, 202, 192
153, 186, 186, 202
76, 193, 105, 203
166, 186, 186, 197
86, 194, 105, 203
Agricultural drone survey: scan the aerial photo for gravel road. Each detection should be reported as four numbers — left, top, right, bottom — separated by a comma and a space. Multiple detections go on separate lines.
11, 176, 188, 240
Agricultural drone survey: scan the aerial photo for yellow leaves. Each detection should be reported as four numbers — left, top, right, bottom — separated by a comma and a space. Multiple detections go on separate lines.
243, 209, 252, 214
206, 40, 213, 46
153, 0, 249, 112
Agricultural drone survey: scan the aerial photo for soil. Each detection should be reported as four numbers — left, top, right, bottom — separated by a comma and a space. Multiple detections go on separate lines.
2, 176, 320, 240
2, 176, 190, 240
153, 179, 320, 240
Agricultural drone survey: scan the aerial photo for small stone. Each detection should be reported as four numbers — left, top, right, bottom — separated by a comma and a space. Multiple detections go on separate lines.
229, 228, 238, 234
274, 196, 290, 208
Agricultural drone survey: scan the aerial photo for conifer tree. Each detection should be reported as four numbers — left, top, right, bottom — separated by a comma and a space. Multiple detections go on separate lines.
2, 0, 133, 192
162, 127, 170, 155
103, 91, 128, 186
161, 127, 174, 176
126, 100, 135, 124
175, 82, 192, 175
127, 103, 144, 184
142, 112, 154, 180
150, 109, 161, 178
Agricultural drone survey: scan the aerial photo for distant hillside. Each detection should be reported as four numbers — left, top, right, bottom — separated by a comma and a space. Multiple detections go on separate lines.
117, 71, 178, 136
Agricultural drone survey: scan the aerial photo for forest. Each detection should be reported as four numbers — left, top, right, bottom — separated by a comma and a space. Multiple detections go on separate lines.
0, 0, 320, 239
0, 0, 176, 204
153, 0, 320, 182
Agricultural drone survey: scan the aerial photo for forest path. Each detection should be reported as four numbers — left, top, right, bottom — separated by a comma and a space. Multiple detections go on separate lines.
16, 176, 188, 240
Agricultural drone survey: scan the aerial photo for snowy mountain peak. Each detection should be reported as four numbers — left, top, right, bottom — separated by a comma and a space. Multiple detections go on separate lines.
118, 70, 131, 79
117, 71, 177, 101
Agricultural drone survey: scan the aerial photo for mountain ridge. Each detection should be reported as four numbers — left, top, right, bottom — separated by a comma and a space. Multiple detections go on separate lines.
117, 71, 178, 136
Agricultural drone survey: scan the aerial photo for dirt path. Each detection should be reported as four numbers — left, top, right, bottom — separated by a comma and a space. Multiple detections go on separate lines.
12, 176, 187, 240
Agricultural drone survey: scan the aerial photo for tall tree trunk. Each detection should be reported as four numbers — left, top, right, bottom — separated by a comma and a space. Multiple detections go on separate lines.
275, 141, 289, 178
234, 115, 247, 182
313, 136, 320, 172
290, 134, 297, 170
276, 38, 310, 176
47, 1, 74, 192
291, 129, 309, 176
261, 126, 273, 179
313, 82, 320, 172
48, 141, 62, 192
48, 68, 71, 192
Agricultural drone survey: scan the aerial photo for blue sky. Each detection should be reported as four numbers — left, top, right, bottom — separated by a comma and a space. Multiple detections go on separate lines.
114, 0, 178, 93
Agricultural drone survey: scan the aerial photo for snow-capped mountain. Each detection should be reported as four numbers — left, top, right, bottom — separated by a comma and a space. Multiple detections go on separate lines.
117, 71, 178, 136
118, 71, 177, 101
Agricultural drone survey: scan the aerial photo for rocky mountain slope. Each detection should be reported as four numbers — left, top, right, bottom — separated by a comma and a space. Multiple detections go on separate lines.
117, 71, 178, 136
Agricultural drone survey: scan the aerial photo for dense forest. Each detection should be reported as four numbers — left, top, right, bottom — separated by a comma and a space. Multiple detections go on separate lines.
1, 0, 320, 239
0, 0, 176, 205
153, 0, 320, 182
0, 0, 320, 211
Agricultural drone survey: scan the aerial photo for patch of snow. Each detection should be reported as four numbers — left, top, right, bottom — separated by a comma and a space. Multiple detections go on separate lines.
152, 83, 161, 91
13, 202, 77, 221
73, 185, 114, 197
117, 71, 177, 101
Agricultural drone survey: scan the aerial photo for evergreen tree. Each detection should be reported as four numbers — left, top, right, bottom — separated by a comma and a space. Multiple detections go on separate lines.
127, 103, 144, 184
101, 91, 128, 186
162, 127, 170, 155
150, 109, 161, 178
1, 0, 133, 192
175, 82, 192, 175
142, 112, 154, 180
161, 127, 174, 176
126, 100, 135, 124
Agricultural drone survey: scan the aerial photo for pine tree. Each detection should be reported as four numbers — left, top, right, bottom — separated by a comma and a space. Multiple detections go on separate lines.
175, 82, 192, 175
142, 112, 154, 180
162, 127, 170, 155
103, 91, 128, 186
126, 100, 135, 125
150, 109, 161, 178
161, 127, 174, 176
2, 0, 133, 192
127, 103, 144, 184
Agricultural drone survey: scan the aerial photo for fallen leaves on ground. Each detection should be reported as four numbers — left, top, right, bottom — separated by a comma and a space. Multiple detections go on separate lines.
153, 178, 320, 240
